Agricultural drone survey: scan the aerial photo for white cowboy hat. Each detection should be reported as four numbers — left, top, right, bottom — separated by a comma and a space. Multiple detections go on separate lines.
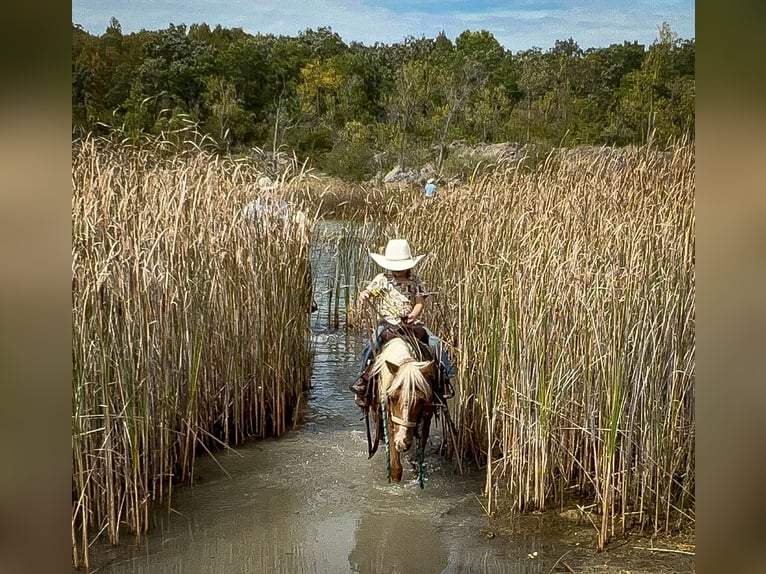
369, 239, 425, 271
426, 178, 435, 184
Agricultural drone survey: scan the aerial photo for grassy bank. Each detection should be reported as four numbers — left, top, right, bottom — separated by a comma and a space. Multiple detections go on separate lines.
71, 135, 315, 568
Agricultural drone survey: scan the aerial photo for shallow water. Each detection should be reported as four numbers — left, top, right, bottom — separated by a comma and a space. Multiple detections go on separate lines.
89, 222, 563, 574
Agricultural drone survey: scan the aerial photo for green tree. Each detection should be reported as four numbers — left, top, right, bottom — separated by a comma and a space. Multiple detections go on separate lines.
544, 38, 583, 142
132, 24, 217, 127
297, 59, 343, 121
71, 22, 693, 163
384, 59, 438, 169
578, 42, 645, 109
445, 31, 502, 137
575, 42, 645, 144
515, 48, 553, 143
72, 24, 95, 128
466, 84, 513, 142
347, 43, 397, 122
217, 35, 275, 144
188, 23, 248, 51
122, 89, 160, 133
297, 27, 347, 59
319, 120, 376, 180
617, 23, 694, 146
72, 19, 128, 129
202, 76, 253, 146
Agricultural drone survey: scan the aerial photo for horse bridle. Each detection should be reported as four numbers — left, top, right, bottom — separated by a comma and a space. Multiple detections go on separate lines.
388, 411, 417, 428
381, 354, 431, 430
382, 389, 422, 429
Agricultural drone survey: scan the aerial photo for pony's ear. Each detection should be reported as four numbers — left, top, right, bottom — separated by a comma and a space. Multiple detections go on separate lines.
416, 360, 435, 377
385, 360, 400, 375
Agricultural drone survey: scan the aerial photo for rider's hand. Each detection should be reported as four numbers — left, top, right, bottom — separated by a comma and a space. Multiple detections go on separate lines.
358, 289, 370, 303
403, 313, 414, 324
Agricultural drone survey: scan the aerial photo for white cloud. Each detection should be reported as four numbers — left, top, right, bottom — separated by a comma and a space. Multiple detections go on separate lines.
72, 0, 694, 51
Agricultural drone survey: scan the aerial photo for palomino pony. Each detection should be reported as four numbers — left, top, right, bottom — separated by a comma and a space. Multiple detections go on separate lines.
370, 337, 435, 485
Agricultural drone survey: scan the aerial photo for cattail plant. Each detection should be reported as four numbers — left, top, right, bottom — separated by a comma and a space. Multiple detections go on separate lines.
358, 144, 694, 549
71, 133, 315, 568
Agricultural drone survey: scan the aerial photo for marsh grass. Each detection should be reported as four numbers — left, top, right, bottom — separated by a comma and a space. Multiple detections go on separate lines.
319, 222, 379, 329
293, 178, 419, 221
352, 145, 694, 549
72, 133, 694, 565
71, 134, 314, 568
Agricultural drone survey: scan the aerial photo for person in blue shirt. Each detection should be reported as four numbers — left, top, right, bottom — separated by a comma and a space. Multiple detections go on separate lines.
424, 178, 437, 198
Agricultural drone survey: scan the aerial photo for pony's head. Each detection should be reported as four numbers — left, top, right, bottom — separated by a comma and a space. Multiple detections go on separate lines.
373, 338, 434, 453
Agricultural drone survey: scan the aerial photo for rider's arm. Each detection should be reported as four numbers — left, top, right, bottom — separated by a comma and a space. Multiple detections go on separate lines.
405, 276, 428, 323
359, 273, 386, 303
405, 295, 425, 324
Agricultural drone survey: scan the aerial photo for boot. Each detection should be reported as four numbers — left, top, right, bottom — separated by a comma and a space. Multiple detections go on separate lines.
434, 364, 454, 401
350, 370, 372, 408
442, 376, 455, 399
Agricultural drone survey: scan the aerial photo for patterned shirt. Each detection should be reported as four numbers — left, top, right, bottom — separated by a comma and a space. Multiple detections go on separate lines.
365, 272, 428, 324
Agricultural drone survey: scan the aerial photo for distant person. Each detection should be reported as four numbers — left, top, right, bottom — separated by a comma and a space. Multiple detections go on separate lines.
424, 178, 437, 199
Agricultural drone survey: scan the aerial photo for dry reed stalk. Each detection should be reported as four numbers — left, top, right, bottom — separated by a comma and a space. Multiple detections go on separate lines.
362, 144, 694, 549
71, 134, 315, 566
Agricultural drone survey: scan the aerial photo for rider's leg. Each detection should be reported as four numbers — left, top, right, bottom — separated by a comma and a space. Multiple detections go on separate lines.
350, 341, 372, 396
438, 344, 456, 379
350, 324, 385, 405
358, 341, 372, 373
424, 327, 455, 399
423, 327, 453, 374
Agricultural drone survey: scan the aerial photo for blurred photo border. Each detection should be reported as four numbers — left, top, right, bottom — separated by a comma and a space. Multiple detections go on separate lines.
695, 1, 766, 572
0, 1, 763, 571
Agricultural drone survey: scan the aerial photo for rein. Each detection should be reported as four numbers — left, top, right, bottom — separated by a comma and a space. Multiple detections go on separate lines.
381, 392, 391, 482
415, 418, 425, 488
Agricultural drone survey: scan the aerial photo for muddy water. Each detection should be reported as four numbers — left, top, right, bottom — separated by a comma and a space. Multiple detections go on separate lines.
91, 222, 561, 574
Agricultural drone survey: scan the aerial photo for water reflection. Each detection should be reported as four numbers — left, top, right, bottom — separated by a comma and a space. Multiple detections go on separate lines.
348, 513, 447, 574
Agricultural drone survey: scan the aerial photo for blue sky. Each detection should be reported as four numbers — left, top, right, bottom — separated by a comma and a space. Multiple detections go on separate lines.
71, 0, 695, 52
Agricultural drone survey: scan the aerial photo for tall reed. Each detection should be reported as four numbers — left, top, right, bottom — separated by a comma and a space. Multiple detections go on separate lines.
71, 134, 314, 568
368, 145, 694, 548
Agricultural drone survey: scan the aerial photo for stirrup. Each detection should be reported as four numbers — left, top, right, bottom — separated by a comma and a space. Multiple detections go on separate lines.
350, 371, 372, 409
349, 375, 367, 395
349, 374, 371, 410
443, 379, 455, 399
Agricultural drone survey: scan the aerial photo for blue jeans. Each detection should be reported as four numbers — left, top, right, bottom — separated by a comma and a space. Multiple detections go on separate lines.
424, 325, 456, 378
357, 323, 387, 372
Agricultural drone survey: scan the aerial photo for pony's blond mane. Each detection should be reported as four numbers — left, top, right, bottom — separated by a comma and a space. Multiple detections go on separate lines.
372, 338, 432, 407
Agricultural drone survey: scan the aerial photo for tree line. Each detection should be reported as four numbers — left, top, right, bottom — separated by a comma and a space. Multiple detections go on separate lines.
72, 19, 694, 180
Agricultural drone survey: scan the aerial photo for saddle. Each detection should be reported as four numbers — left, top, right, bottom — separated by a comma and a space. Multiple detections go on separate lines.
379, 323, 430, 359
378, 323, 453, 401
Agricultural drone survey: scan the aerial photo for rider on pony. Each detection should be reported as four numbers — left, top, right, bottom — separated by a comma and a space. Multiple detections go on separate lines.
350, 239, 455, 409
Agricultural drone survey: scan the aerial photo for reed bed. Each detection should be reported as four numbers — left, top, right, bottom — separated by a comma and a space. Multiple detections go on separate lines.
71, 135, 314, 568
72, 132, 694, 563
364, 145, 694, 549
292, 177, 419, 221
312, 221, 377, 329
